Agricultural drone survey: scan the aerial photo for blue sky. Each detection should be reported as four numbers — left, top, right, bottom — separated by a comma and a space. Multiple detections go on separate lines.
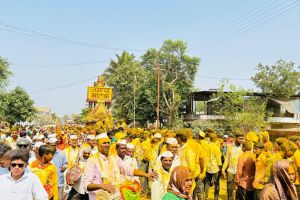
1, 0, 299, 116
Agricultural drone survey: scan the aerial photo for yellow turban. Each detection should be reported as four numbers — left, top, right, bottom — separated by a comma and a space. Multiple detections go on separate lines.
115, 132, 125, 140
246, 131, 259, 143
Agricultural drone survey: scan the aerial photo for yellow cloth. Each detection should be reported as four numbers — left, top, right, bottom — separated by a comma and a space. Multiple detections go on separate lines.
63, 146, 80, 169
293, 150, 300, 185
246, 131, 259, 143
179, 140, 201, 178
253, 153, 267, 189
140, 139, 151, 161
109, 142, 117, 156
206, 141, 222, 174
29, 160, 58, 200
264, 150, 278, 182
149, 142, 161, 170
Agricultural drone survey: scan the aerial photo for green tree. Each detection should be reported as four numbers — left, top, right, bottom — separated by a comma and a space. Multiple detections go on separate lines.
212, 82, 267, 133
2, 87, 37, 125
251, 60, 300, 98
0, 56, 12, 89
141, 40, 200, 127
103, 51, 145, 123
73, 107, 91, 124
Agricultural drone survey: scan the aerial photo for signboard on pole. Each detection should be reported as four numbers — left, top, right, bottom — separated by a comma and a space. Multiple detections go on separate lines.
87, 86, 112, 102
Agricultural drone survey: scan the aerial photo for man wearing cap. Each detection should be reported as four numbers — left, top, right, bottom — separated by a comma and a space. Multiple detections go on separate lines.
84, 135, 98, 155
64, 134, 80, 169
109, 139, 158, 199
68, 146, 91, 200
151, 151, 173, 200
48, 137, 68, 200
222, 132, 244, 200
82, 133, 116, 200
124, 143, 139, 182
154, 137, 180, 171
148, 133, 162, 171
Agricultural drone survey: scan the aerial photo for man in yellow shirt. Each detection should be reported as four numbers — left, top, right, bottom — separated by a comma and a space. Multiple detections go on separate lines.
204, 133, 222, 200
29, 144, 59, 200
63, 134, 80, 169
291, 138, 300, 198
252, 142, 267, 200
176, 132, 205, 200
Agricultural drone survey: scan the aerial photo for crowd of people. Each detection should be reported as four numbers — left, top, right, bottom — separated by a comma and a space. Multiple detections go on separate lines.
0, 124, 299, 200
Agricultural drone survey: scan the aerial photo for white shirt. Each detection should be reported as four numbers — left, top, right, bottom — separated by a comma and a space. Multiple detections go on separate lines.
0, 171, 48, 200
73, 158, 89, 194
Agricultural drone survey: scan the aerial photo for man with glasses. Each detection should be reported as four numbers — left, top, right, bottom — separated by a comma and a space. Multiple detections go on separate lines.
0, 149, 48, 200
48, 137, 68, 200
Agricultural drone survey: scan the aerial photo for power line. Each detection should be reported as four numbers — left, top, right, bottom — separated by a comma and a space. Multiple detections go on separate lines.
31, 76, 96, 94
11, 60, 108, 69
196, 0, 299, 53
198, 76, 251, 81
191, 0, 300, 54
0, 21, 145, 52
189, 0, 277, 48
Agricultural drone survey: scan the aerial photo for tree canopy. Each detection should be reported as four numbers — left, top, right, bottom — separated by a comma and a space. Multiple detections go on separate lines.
102, 40, 200, 128
0, 56, 12, 89
2, 86, 37, 125
140, 39, 200, 127
251, 60, 300, 98
103, 51, 145, 123
212, 82, 267, 133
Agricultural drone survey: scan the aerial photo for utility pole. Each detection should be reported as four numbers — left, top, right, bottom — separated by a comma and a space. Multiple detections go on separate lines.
156, 52, 160, 129
133, 74, 136, 128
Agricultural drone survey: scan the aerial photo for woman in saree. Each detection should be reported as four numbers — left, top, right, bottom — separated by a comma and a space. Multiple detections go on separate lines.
260, 159, 298, 200
162, 166, 193, 200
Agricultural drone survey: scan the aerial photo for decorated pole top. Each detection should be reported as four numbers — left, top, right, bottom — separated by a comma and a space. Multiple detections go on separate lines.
87, 76, 112, 104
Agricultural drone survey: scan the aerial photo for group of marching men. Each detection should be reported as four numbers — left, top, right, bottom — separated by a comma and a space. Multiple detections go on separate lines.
0, 125, 300, 200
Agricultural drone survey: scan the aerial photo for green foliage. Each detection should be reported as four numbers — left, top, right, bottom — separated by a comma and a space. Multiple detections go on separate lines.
141, 39, 200, 127
101, 40, 200, 127
1, 87, 36, 125
186, 120, 227, 135
73, 107, 91, 124
212, 82, 267, 133
251, 60, 300, 98
0, 56, 12, 89
103, 51, 145, 123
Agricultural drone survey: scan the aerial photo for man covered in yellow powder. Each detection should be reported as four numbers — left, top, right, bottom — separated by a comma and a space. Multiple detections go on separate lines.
292, 137, 300, 198
176, 131, 206, 200
204, 132, 222, 200
252, 142, 267, 200
29, 144, 59, 200
151, 151, 173, 200
83, 134, 98, 155
63, 134, 80, 169
148, 133, 162, 172
82, 133, 116, 200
